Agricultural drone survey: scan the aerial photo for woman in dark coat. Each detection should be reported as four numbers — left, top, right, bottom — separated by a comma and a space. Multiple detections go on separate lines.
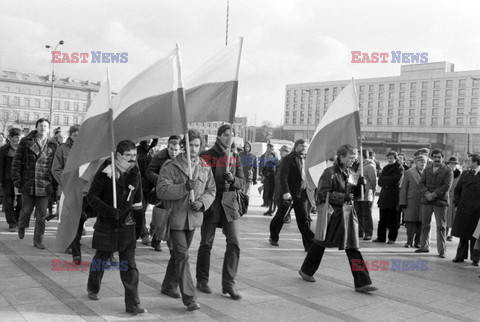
374, 151, 404, 244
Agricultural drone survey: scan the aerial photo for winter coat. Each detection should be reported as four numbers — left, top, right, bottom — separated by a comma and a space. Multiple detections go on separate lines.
279, 151, 307, 199
0, 142, 16, 195
315, 162, 361, 250
145, 148, 170, 186
447, 168, 461, 227
377, 161, 404, 210
87, 159, 143, 252
156, 154, 216, 230
11, 130, 57, 196
419, 163, 453, 207
239, 142, 257, 183
200, 140, 245, 224
51, 137, 74, 194
399, 167, 423, 222
452, 170, 480, 240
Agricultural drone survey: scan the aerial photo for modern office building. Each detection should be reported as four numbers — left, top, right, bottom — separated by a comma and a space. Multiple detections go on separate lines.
284, 62, 480, 158
0, 68, 101, 135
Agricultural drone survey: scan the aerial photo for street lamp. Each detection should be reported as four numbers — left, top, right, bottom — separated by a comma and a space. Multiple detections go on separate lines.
45, 40, 64, 132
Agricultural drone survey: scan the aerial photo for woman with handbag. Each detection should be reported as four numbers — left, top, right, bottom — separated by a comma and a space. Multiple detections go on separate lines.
156, 129, 216, 311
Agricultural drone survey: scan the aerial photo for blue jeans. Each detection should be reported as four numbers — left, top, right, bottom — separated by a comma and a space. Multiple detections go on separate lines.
196, 220, 240, 287
19, 195, 49, 244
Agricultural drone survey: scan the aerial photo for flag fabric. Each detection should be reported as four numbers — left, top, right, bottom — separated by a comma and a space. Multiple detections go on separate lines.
184, 38, 243, 124
55, 76, 114, 251
112, 49, 182, 143
305, 80, 361, 189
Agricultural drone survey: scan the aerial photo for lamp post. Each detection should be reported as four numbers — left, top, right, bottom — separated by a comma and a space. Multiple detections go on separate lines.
45, 40, 64, 132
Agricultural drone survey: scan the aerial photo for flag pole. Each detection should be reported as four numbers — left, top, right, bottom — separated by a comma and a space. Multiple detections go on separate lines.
352, 77, 364, 200
106, 67, 117, 208
175, 44, 195, 202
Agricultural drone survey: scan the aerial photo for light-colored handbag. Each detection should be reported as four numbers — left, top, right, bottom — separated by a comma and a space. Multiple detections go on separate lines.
314, 192, 334, 241
151, 206, 171, 241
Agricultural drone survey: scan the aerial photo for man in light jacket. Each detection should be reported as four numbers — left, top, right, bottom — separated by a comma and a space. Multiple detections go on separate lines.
354, 149, 377, 241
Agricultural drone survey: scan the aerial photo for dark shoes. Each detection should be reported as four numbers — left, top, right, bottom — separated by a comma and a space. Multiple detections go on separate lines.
187, 301, 200, 311
404, 243, 411, 248
473, 261, 479, 267
438, 253, 446, 258
161, 288, 181, 299
414, 249, 429, 253
355, 284, 379, 293
363, 235, 372, 241
263, 211, 273, 216
387, 240, 395, 245
299, 269, 315, 282
18, 227, 25, 239
87, 290, 99, 301
222, 285, 242, 300
45, 213, 57, 221
126, 305, 147, 314
414, 243, 420, 248
34, 241, 45, 249
197, 281, 212, 294
269, 238, 279, 247
372, 239, 385, 243
452, 258, 464, 263
72, 256, 82, 265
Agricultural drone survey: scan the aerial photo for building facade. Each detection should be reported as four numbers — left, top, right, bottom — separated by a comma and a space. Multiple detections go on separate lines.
0, 68, 100, 135
284, 62, 480, 158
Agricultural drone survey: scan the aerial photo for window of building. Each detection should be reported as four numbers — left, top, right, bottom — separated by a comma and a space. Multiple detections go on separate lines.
368, 101, 373, 108
446, 80, 453, 87
445, 108, 451, 115
471, 107, 478, 115
369, 85, 374, 92
388, 109, 393, 116
422, 81, 428, 89
379, 84, 384, 91
285, 111, 289, 117
458, 107, 464, 114
399, 92, 405, 99
421, 99, 427, 107
24, 114, 29, 122
3, 96, 9, 105
359, 85, 365, 92
444, 117, 450, 126
300, 104, 305, 109
367, 118, 372, 125
387, 118, 393, 125
64, 101, 70, 110
398, 109, 404, 116
284, 118, 289, 125
398, 118, 404, 125
410, 100, 416, 107
388, 101, 394, 108
378, 93, 384, 100
410, 82, 417, 90
434, 81, 440, 88
409, 109, 415, 116
432, 117, 438, 125
359, 94, 364, 101
13, 97, 20, 106
459, 79, 466, 87
433, 99, 439, 107
456, 117, 464, 126
472, 98, 478, 106
459, 88, 467, 97
432, 108, 439, 116
333, 87, 338, 94
368, 93, 374, 100
377, 118, 382, 125
400, 83, 405, 91
420, 117, 426, 125
444, 99, 451, 107
24, 98, 30, 107
300, 118, 304, 124
34, 100, 40, 108
367, 110, 373, 116
470, 117, 477, 126
421, 109, 427, 116
378, 101, 383, 108
433, 90, 440, 97
389, 84, 395, 91
399, 100, 405, 108
292, 118, 296, 124
292, 111, 297, 117
444, 89, 452, 97
388, 92, 395, 99
473, 88, 479, 96
458, 98, 465, 106
378, 109, 383, 116
13, 113, 19, 121
308, 103, 312, 110
35, 90, 40, 95
54, 115, 59, 125
45, 100, 50, 108
410, 91, 416, 99
408, 117, 415, 125
300, 111, 304, 117
421, 91, 427, 98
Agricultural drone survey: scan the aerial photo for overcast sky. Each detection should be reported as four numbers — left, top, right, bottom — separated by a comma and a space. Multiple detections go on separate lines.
1, 0, 480, 126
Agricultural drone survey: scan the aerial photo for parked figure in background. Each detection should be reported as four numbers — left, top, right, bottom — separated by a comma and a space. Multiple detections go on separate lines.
272, 145, 292, 225
86, 140, 146, 314
136, 139, 156, 245
260, 143, 277, 216
399, 155, 427, 248
239, 141, 257, 198
299, 145, 377, 293
145, 135, 181, 252
0, 128, 23, 232
451, 154, 480, 266
269, 139, 314, 250
12, 119, 57, 249
415, 149, 452, 258
196, 124, 245, 300
354, 148, 377, 241
374, 151, 404, 244
157, 129, 216, 311
446, 157, 461, 241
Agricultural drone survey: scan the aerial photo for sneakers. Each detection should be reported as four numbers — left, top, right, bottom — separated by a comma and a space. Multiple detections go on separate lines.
18, 227, 25, 239
197, 281, 212, 294
161, 288, 181, 299
187, 301, 200, 311
269, 238, 279, 247
299, 269, 315, 282
355, 284, 379, 293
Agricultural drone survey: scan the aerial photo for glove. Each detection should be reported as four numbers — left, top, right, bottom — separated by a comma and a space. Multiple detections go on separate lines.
185, 179, 196, 191
190, 201, 203, 212
224, 172, 234, 183
283, 193, 292, 200
358, 176, 366, 186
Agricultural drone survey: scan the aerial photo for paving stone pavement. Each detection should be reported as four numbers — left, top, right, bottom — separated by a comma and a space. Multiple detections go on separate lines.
0, 189, 479, 321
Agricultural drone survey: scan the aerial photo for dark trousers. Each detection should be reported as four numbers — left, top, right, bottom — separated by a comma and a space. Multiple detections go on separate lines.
163, 230, 195, 306
19, 194, 49, 244
405, 221, 422, 246
377, 208, 400, 242
355, 200, 373, 237
455, 237, 480, 262
87, 240, 139, 308
70, 214, 87, 258
4, 194, 22, 227
301, 242, 372, 288
196, 220, 240, 287
269, 190, 314, 250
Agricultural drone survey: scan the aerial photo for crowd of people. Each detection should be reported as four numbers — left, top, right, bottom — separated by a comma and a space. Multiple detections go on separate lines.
1, 117, 479, 314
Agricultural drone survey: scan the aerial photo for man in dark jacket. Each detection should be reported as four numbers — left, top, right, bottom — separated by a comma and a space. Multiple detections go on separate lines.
12, 118, 57, 249
374, 151, 404, 244
136, 139, 155, 244
299, 145, 377, 293
415, 149, 452, 258
86, 140, 146, 315
269, 139, 314, 250
145, 135, 181, 251
196, 124, 245, 300
451, 153, 480, 265
0, 128, 23, 231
